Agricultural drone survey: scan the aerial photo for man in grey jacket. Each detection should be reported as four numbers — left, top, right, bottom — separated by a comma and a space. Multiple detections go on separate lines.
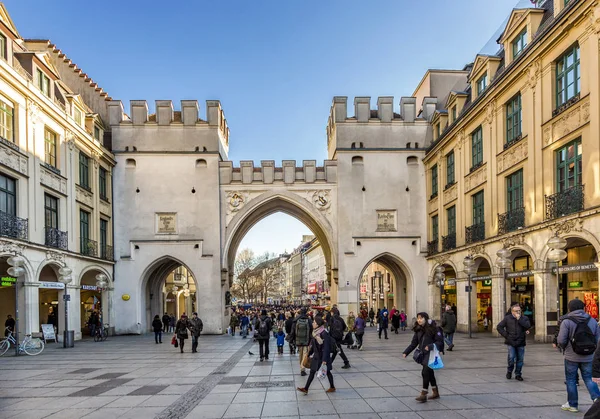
557, 299, 600, 413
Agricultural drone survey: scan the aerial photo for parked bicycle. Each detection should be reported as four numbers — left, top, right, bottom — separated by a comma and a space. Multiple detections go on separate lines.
0, 327, 45, 356
93, 323, 109, 342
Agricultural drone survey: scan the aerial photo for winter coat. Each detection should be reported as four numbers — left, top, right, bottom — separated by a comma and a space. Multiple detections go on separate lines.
308, 330, 333, 372
557, 309, 600, 363
284, 317, 294, 334
496, 313, 531, 347
369, 309, 375, 320
162, 314, 170, 324
189, 317, 203, 337
391, 312, 401, 329
346, 315, 356, 330
152, 319, 163, 332
354, 317, 366, 334
229, 315, 239, 327
378, 313, 389, 329
292, 314, 313, 346
254, 315, 272, 340
403, 324, 444, 367
276, 331, 285, 346
441, 310, 457, 334
175, 319, 190, 340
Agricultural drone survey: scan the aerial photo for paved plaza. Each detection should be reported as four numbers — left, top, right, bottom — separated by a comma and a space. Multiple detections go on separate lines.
0, 328, 592, 418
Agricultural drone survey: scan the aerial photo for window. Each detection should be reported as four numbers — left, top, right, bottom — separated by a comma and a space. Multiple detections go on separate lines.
477, 73, 487, 95
435, 123, 440, 139
556, 45, 580, 108
506, 169, 524, 211
44, 194, 58, 229
472, 191, 485, 225
506, 94, 522, 144
44, 128, 57, 168
471, 126, 483, 169
37, 69, 50, 97
100, 219, 108, 255
446, 151, 455, 186
94, 126, 101, 141
556, 138, 582, 192
79, 152, 90, 189
431, 164, 438, 197
0, 174, 16, 215
73, 107, 82, 126
0, 99, 13, 142
99, 167, 108, 200
451, 106, 457, 122
80, 209, 90, 243
432, 215, 438, 240
447, 206, 456, 235
0, 33, 6, 60
512, 29, 527, 59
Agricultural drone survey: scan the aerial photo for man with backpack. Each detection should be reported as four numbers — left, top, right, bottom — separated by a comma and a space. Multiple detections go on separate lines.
254, 309, 272, 362
293, 308, 313, 376
496, 303, 531, 381
329, 308, 351, 369
557, 299, 600, 413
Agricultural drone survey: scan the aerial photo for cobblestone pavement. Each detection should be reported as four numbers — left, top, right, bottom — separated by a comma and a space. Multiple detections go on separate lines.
0, 327, 594, 418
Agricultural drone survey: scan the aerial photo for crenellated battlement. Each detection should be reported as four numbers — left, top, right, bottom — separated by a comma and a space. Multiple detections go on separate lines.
219, 160, 337, 185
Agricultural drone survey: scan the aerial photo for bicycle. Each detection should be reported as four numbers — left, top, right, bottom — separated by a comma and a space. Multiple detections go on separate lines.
93, 324, 109, 342
0, 327, 45, 356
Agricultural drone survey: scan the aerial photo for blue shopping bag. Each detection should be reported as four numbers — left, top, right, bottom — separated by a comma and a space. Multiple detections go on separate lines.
428, 346, 444, 370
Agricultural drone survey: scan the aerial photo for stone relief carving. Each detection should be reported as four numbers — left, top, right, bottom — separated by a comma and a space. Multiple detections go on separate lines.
99, 199, 111, 216
91, 150, 101, 168
428, 195, 439, 213
502, 233, 525, 249
0, 240, 25, 255
76, 185, 94, 207
443, 183, 457, 204
311, 190, 331, 212
485, 100, 497, 124
543, 99, 590, 146
27, 100, 41, 124
456, 129, 466, 150
468, 244, 486, 257
432, 255, 449, 266
0, 143, 28, 176
524, 59, 541, 90
464, 165, 487, 192
46, 251, 65, 264
226, 191, 247, 214
549, 218, 583, 236
497, 138, 528, 174
40, 165, 67, 194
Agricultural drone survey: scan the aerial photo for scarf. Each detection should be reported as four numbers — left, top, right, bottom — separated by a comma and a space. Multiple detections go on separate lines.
312, 325, 325, 345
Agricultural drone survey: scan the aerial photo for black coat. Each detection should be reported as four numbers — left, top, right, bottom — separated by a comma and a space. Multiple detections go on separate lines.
441, 310, 457, 334
175, 319, 190, 340
403, 324, 444, 367
152, 319, 163, 332
308, 330, 333, 372
284, 317, 294, 334
254, 315, 272, 340
496, 314, 531, 347
592, 341, 600, 378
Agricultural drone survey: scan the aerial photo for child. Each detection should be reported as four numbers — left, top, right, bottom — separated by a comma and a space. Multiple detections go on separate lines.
276, 327, 286, 354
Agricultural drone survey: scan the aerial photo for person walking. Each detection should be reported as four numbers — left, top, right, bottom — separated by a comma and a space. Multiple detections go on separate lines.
162, 312, 170, 333
378, 310, 389, 340
400, 310, 407, 331
557, 299, 600, 413
354, 312, 366, 350
276, 327, 285, 354
441, 305, 456, 351
369, 308, 375, 327
346, 311, 356, 349
4, 315, 15, 337
294, 308, 312, 375
496, 303, 531, 381
174, 314, 191, 353
402, 312, 444, 402
285, 311, 296, 354
169, 314, 176, 333
240, 312, 250, 339
255, 309, 272, 361
389, 306, 398, 332
296, 314, 335, 394
392, 310, 401, 334
330, 308, 351, 369
189, 312, 203, 353
152, 315, 163, 344
229, 312, 239, 336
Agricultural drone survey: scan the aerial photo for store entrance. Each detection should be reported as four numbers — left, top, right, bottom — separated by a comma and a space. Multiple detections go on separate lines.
510, 251, 535, 326
558, 239, 598, 319
473, 258, 492, 333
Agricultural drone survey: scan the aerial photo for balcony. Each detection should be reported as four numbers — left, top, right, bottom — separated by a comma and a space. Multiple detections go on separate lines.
80, 238, 98, 257
0, 212, 28, 241
504, 133, 522, 150
498, 207, 525, 235
465, 222, 485, 244
45, 227, 68, 250
42, 162, 61, 176
442, 233, 456, 252
100, 245, 114, 262
427, 240, 439, 256
545, 185, 584, 220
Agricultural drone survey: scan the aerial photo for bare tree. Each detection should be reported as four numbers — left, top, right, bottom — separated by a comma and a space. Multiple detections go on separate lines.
232, 248, 257, 302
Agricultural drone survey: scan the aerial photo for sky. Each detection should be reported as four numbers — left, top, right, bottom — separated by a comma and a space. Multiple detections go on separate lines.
7, 0, 531, 258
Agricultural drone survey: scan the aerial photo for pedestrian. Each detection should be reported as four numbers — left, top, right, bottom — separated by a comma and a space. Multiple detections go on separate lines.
346, 311, 356, 348
4, 314, 15, 337
240, 312, 250, 338
296, 314, 336, 394
174, 314, 191, 353
189, 312, 203, 353
441, 304, 456, 351
378, 310, 389, 339
294, 308, 313, 375
169, 314, 176, 333
389, 306, 398, 332
254, 309, 272, 361
400, 310, 407, 331
496, 303, 531, 381
162, 312, 170, 333
229, 312, 239, 336
276, 327, 286, 354
557, 299, 600, 413
152, 315, 163, 344
88, 311, 99, 337
369, 308, 375, 327
392, 310, 401, 334
329, 308, 351, 369
354, 312, 366, 351
285, 311, 296, 354
402, 312, 444, 402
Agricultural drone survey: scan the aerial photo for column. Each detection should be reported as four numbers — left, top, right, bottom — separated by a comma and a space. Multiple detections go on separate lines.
534, 270, 551, 343
68, 284, 81, 340
22, 282, 40, 336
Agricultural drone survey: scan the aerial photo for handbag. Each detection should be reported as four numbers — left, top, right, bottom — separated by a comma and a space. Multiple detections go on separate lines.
171, 335, 176, 346
301, 351, 311, 369
428, 346, 444, 370
413, 348, 424, 364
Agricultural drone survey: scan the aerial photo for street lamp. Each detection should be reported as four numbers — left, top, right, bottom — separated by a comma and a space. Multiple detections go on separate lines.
547, 235, 567, 323
463, 255, 477, 338
434, 265, 446, 320
7, 255, 25, 356
495, 248, 512, 317
57, 267, 73, 348
95, 273, 108, 327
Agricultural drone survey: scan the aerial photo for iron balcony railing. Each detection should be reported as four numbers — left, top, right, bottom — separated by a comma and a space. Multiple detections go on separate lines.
545, 184, 584, 220
498, 207, 525, 235
465, 222, 485, 244
45, 227, 68, 250
0, 212, 28, 241
427, 240, 439, 256
442, 233, 456, 252
100, 245, 114, 262
80, 238, 98, 257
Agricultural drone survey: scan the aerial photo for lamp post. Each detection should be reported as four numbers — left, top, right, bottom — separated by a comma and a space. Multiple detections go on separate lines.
57, 267, 73, 348
7, 255, 25, 356
435, 265, 446, 321
95, 273, 108, 326
547, 235, 567, 325
495, 248, 512, 318
463, 255, 477, 338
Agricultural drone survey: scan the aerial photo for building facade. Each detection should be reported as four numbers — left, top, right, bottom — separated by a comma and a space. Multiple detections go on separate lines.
423, 0, 600, 341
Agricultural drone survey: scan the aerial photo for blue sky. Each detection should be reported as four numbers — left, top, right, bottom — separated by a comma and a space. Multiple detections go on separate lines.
7, 0, 530, 257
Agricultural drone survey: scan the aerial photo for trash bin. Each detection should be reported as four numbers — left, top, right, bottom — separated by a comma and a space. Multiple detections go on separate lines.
63, 330, 74, 348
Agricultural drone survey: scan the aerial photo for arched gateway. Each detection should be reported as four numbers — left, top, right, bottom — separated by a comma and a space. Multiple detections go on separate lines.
108, 96, 432, 334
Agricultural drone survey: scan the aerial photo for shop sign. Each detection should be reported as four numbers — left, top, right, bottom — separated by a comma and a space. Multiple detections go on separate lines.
516, 285, 527, 292
569, 281, 584, 288
483, 279, 492, 287
445, 289, 457, 295
446, 279, 456, 286
506, 270, 534, 279
360, 293, 367, 300
307, 283, 317, 294
554, 263, 598, 274
387, 293, 394, 298
318, 281, 325, 293
472, 275, 492, 281
1, 276, 16, 287
81, 285, 100, 291
39, 281, 64, 289
477, 293, 491, 299
360, 284, 367, 293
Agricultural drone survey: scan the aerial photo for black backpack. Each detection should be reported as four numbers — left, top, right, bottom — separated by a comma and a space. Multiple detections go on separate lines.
571, 317, 597, 355
330, 316, 346, 340
258, 318, 269, 337
295, 318, 310, 346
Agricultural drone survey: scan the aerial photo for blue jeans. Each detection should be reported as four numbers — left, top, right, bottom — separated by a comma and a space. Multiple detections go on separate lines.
154, 330, 162, 343
565, 360, 600, 408
241, 325, 248, 338
507, 346, 525, 376
444, 333, 454, 346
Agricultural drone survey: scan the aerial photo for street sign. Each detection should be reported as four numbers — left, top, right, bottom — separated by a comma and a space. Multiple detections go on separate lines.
472, 275, 492, 281
39, 281, 65, 289
553, 263, 598, 274
63, 294, 71, 301
506, 270, 534, 279
465, 285, 472, 292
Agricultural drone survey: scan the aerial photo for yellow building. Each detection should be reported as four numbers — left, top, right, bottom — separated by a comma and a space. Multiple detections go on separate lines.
421, 0, 600, 341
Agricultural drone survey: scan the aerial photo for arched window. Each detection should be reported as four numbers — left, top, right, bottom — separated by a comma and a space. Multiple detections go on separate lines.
407, 156, 418, 165
352, 156, 363, 165
126, 158, 136, 168
196, 159, 207, 168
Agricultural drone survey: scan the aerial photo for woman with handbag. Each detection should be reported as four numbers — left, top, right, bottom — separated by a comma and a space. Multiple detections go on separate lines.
296, 314, 335, 394
402, 312, 444, 402
174, 314, 191, 353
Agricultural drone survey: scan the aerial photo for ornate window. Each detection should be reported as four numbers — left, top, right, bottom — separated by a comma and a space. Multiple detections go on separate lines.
477, 73, 487, 95
506, 94, 522, 145
471, 126, 483, 170
556, 138, 582, 192
0, 99, 13, 142
0, 173, 16, 216
446, 151, 455, 186
506, 169, 524, 211
556, 45, 580, 109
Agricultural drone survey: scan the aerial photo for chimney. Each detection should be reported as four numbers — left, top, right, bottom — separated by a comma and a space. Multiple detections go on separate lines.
206, 100, 221, 126
421, 97, 438, 122
107, 100, 124, 126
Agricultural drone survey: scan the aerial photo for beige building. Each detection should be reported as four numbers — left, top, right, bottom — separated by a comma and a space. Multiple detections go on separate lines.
422, 0, 600, 341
